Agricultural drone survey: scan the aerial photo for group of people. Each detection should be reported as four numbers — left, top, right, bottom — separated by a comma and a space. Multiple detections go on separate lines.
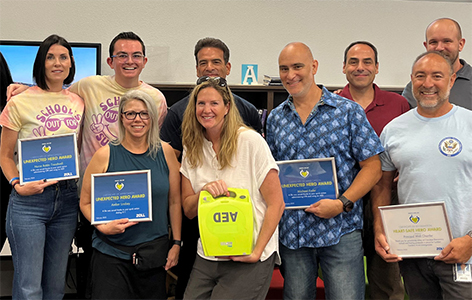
0, 16, 471, 300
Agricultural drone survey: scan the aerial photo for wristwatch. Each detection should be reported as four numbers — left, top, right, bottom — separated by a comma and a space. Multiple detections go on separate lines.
467, 230, 472, 239
173, 240, 183, 247
338, 195, 354, 212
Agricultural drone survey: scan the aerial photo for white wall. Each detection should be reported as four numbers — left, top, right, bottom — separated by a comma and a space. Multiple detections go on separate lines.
0, 0, 471, 88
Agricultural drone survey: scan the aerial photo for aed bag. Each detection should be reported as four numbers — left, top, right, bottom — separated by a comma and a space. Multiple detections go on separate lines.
198, 188, 254, 256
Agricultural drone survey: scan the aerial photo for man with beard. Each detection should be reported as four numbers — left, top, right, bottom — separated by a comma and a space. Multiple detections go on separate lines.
372, 51, 472, 299
338, 41, 409, 299
402, 18, 471, 110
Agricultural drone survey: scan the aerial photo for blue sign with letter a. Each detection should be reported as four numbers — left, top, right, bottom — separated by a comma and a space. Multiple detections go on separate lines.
241, 64, 258, 85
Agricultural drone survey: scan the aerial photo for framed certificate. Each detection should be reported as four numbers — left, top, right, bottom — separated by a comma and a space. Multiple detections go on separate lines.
379, 202, 453, 258
91, 170, 152, 225
18, 133, 79, 184
276, 158, 339, 209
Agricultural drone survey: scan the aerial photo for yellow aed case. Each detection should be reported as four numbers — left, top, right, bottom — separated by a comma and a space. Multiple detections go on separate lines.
198, 188, 254, 256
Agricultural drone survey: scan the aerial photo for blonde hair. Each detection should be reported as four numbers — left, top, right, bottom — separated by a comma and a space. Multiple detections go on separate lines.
182, 80, 246, 169
112, 90, 161, 158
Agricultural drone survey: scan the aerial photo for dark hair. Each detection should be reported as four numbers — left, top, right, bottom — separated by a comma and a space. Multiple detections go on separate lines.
33, 34, 75, 91
1, 52, 14, 110
194, 37, 230, 65
412, 51, 454, 75
109, 32, 145, 57
344, 41, 378, 64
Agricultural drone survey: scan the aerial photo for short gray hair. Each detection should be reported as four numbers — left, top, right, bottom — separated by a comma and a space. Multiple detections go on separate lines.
112, 90, 161, 158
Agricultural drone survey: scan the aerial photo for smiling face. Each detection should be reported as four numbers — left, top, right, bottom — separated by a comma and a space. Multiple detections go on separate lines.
278, 43, 318, 99
196, 47, 231, 78
411, 53, 455, 113
121, 99, 151, 139
195, 87, 229, 135
44, 44, 72, 90
107, 39, 147, 87
343, 43, 379, 90
424, 19, 465, 70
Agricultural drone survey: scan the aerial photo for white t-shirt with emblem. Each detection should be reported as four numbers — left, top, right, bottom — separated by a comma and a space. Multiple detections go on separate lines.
380, 105, 472, 263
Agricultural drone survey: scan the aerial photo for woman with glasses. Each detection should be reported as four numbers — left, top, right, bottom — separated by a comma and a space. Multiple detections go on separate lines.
181, 77, 285, 299
0, 35, 84, 299
80, 89, 181, 299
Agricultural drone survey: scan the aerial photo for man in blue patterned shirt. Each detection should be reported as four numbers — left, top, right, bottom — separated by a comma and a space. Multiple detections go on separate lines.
266, 42, 384, 300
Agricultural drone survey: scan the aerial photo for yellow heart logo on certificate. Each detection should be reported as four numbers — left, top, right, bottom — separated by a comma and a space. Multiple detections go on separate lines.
115, 182, 124, 191
409, 215, 420, 224
300, 170, 309, 178
42, 145, 51, 153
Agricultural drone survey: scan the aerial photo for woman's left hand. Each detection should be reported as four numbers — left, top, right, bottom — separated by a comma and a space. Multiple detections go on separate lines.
229, 252, 261, 264
165, 244, 180, 270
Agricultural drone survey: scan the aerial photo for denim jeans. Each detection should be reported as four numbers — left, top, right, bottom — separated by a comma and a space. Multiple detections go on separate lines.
6, 180, 78, 300
280, 230, 365, 300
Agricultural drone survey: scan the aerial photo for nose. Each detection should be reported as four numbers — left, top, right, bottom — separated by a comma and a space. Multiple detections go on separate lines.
287, 68, 297, 80
435, 42, 445, 51
206, 62, 215, 71
357, 62, 365, 72
423, 75, 435, 88
203, 103, 212, 113
125, 54, 134, 63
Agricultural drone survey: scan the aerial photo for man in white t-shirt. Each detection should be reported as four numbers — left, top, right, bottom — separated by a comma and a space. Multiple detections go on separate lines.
372, 51, 472, 299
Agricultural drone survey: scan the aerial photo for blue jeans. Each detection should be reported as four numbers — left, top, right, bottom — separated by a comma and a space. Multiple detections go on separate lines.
280, 230, 365, 300
6, 180, 78, 300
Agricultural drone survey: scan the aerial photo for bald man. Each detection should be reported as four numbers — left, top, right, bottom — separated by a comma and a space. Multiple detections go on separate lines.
402, 18, 471, 109
266, 42, 384, 300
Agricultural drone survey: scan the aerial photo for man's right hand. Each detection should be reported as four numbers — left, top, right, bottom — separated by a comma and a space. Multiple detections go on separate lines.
7, 83, 29, 101
374, 231, 402, 263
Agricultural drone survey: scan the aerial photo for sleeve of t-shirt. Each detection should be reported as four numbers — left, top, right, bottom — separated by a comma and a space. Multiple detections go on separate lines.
251, 132, 279, 188
379, 129, 397, 172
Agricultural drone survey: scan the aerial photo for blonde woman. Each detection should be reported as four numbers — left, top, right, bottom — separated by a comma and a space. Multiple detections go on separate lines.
181, 77, 284, 299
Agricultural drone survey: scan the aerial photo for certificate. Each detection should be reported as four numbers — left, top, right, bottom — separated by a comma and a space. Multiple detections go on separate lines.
91, 170, 152, 225
18, 133, 79, 184
276, 158, 339, 209
379, 202, 453, 258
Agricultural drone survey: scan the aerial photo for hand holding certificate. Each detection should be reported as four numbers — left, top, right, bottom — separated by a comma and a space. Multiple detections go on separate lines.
276, 158, 339, 209
18, 133, 79, 184
91, 170, 152, 225
379, 202, 453, 258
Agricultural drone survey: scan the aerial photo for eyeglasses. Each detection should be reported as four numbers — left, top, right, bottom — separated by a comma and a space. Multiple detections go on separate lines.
196, 76, 227, 87
111, 53, 145, 62
122, 111, 150, 120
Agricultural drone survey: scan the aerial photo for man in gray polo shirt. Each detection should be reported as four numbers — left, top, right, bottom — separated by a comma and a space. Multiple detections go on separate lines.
402, 18, 471, 110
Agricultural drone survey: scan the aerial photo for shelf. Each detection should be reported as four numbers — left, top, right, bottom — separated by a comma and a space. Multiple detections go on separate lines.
151, 84, 404, 113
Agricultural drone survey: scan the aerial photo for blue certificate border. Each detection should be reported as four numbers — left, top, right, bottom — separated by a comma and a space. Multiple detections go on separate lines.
276, 158, 339, 209
91, 170, 152, 224
18, 133, 79, 184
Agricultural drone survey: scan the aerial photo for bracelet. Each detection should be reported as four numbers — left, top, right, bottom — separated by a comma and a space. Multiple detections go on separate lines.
9, 177, 19, 185
12, 181, 20, 189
